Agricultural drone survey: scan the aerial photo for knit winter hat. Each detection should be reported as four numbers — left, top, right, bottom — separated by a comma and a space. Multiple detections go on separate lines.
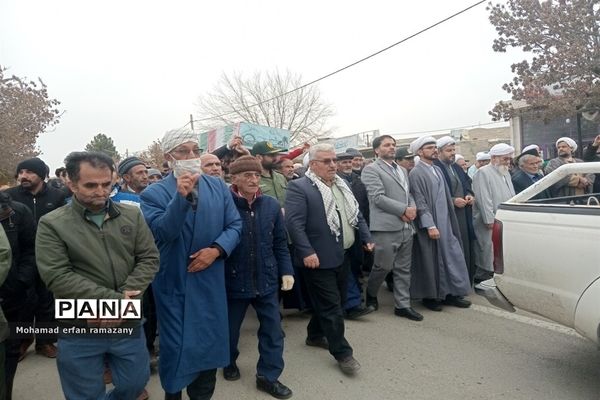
15, 157, 49, 179
118, 156, 145, 176
228, 155, 262, 175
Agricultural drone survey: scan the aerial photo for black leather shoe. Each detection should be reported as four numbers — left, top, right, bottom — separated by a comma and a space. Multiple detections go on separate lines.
256, 375, 293, 399
394, 307, 423, 321
305, 336, 329, 350
422, 298, 443, 311
344, 305, 375, 320
443, 295, 472, 308
223, 363, 240, 381
365, 294, 379, 310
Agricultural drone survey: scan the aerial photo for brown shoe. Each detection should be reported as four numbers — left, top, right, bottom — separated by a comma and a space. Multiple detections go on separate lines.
136, 388, 149, 400
35, 344, 58, 358
103, 367, 113, 384
18, 338, 34, 362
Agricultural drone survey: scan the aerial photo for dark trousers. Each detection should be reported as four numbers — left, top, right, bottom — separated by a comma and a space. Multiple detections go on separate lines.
0, 342, 5, 400
164, 369, 216, 400
2, 304, 21, 400
21, 275, 56, 345
227, 292, 284, 382
281, 244, 312, 311
143, 286, 158, 353
302, 253, 353, 361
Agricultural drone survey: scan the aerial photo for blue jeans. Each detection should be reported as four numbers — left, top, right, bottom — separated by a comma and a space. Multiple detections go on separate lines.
57, 334, 149, 400
228, 292, 284, 382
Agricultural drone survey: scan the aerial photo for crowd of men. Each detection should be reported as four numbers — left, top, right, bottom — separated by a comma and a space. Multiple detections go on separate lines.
0, 130, 598, 400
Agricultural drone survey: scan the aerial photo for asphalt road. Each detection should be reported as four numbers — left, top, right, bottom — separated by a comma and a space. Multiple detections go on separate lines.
13, 291, 600, 400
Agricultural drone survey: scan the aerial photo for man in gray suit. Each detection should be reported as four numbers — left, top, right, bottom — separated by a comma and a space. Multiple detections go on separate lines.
361, 135, 423, 321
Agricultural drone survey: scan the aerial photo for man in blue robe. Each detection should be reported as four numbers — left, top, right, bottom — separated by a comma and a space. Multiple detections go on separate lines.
141, 129, 242, 400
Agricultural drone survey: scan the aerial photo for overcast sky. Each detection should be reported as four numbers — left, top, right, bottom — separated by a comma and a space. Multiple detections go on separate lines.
0, 0, 514, 171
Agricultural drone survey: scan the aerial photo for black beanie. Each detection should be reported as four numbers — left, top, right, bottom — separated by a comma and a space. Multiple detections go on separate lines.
15, 158, 49, 180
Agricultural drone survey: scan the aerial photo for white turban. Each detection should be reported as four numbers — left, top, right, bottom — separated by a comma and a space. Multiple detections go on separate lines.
436, 136, 455, 149
522, 144, 540, 153
455, 154, 465, 161
556, 137, 577, 151
476, 152, 491, 161
302, 152, 310, 168
409, 136, 437, 154
489, 143, 515, 156
161, 129, 199, 153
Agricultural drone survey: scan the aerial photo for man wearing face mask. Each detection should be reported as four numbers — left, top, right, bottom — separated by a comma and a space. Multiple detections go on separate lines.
472, 143, 516, 283
140, 129, 242, 400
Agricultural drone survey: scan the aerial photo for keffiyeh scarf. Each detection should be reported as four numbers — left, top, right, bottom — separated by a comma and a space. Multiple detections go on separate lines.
305, 168, 359, 240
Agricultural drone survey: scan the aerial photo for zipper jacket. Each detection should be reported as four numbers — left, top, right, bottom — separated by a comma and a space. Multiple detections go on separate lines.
36, 196, 159, 302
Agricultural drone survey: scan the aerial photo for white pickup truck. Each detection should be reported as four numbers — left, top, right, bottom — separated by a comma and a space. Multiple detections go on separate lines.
476, 162, 600, 345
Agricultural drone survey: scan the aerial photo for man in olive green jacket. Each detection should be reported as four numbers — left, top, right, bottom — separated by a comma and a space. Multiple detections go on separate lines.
36, 151, 159, 400
251, 141, 288, 208
0, 225, 12, 400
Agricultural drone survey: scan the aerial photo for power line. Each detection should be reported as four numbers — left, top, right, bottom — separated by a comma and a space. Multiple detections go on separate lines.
190, 0, 487, 125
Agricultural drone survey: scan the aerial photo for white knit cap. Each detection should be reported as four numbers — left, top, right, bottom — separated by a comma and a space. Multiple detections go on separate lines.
555, 137, 577, 151
455, 154, 465, 161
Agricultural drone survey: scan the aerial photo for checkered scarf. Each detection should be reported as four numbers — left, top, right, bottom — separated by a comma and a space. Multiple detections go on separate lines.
305, 168, 359, 241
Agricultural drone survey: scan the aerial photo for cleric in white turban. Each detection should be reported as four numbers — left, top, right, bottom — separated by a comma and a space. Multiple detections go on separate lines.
161, 129, 200, 154
555, 137, 577, 152
471, 143, 516, 282
436, 136, 455, 149
488, 143, 515, 157
544, 136, 594, 197
409, 136, 437, 154
475, 152, 491, 162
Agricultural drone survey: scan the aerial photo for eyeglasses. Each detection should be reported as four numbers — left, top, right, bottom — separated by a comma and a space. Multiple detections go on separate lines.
312, 158, 337, 164
171, 147, 202, 157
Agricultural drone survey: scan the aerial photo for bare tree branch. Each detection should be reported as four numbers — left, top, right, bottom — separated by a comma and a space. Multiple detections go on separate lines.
196, 69, 334, 144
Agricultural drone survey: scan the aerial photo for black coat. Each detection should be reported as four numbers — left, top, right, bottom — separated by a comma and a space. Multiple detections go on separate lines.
511, 169, 551, 200
433, 160, 475, 242
285, 177, 372, 269
4, 183, 66, 223
583, 143, 600, 193
0, 201, 37, 311
338, 171, 370, 226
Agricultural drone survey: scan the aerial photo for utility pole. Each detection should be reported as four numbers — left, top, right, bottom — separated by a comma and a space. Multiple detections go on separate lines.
189, 114, 195, 132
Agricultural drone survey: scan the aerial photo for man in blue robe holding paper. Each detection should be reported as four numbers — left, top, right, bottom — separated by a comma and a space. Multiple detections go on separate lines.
141, 129, 242, 400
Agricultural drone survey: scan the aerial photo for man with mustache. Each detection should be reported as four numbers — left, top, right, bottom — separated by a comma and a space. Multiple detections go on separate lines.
252, 142, 288, 209
472, 143, 516, 283
4, 157, 66, 360
408, 137, 471, 312
544, 137, 595, 197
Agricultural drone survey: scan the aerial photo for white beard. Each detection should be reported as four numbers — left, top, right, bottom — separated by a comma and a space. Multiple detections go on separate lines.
493, 164, 510, 175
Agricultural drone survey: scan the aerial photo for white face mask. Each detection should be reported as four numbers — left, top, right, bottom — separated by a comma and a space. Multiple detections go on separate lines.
172, 158, 202, 178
